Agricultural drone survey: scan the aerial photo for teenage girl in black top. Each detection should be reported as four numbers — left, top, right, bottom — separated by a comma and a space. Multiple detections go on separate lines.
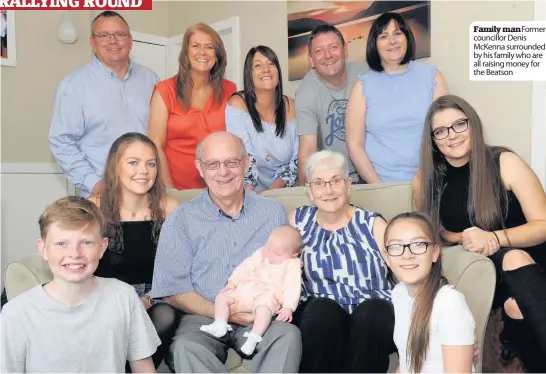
413, 95, 546, 371
90, 132, 179, 369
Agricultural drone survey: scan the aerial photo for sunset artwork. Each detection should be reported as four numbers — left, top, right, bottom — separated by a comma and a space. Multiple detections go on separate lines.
287, 1, 431, 81
1, 10, 7, 59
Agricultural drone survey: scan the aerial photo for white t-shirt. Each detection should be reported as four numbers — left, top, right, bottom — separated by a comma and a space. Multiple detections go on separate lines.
392, 282, 475, 373
1, 277, 161, 373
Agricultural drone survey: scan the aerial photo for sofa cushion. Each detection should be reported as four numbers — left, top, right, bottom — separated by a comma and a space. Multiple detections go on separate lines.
168, 182, 414, 221
4, 254, 53, 300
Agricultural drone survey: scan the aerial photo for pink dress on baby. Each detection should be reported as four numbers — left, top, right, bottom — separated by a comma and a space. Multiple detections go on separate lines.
227, 248, 302, 313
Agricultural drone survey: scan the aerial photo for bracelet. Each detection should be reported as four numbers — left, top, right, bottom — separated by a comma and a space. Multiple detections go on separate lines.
492, 231, 501, 246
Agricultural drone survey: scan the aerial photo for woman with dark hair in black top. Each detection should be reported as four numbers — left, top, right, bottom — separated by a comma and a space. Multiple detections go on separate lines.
90, 132, 180, 370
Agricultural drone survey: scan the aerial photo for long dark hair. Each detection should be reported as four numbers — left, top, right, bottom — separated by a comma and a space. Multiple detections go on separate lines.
176, 23, 227, 111
417, 95, 511, 235
234, 45, 288, 137
385, 212, 448, 373
101, 132, 166, 254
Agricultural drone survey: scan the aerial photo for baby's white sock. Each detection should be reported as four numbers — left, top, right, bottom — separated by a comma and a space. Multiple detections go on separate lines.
240, 331, 263, 356
199, 319, 232, 338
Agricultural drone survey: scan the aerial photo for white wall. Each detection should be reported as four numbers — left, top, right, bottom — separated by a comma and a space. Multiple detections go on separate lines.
1, 164, 74, 290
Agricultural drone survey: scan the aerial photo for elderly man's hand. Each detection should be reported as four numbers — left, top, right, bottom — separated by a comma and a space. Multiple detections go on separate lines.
229, 312, 254, 326
229, 303, 254, 326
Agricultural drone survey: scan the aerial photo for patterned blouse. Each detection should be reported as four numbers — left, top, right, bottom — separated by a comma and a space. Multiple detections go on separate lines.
226, 104, 299, 191
294, 205, 392, 313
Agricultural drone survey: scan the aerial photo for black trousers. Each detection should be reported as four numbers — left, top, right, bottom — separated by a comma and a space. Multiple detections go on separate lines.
292, 297, 396, 373
489, 247, 546, 372
126, 303, 182, 373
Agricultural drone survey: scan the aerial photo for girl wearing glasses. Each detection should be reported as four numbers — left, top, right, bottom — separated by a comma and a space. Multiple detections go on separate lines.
413, 94, 546, 371
384, 212, 475, 373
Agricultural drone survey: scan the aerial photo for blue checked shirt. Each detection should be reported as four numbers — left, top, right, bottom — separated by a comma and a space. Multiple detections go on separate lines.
151, 191, 288, 302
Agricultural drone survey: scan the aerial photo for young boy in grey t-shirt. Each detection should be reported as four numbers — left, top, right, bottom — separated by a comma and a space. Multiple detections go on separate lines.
1, 196, 161, 373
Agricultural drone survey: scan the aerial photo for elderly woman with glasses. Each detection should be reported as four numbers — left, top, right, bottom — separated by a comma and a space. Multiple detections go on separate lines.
288, 150, 395, 373
414, 94, 546, 372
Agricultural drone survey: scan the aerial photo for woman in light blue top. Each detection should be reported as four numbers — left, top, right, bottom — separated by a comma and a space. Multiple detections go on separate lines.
226, 45, 298, 192
346, 12, 449, 183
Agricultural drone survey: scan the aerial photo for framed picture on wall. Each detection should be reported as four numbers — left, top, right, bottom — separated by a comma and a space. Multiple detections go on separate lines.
1, 10, 17, 67
287, 1, 431, 81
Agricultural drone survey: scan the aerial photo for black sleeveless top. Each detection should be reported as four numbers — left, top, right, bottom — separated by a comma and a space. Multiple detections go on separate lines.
94, 221, 158, 285
439, 154, 546, 266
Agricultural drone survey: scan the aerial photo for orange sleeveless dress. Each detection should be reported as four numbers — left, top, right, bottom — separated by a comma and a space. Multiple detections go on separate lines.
155, 77, 237, 190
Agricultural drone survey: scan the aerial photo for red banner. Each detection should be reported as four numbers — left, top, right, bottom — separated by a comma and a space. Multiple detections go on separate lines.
0, 0, 152, 10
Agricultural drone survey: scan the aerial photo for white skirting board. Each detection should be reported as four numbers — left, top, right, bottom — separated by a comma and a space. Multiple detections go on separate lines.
1, 163, 75, 291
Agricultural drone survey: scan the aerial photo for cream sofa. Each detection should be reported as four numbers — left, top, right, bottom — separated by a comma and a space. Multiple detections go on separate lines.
4, 183, 496, 373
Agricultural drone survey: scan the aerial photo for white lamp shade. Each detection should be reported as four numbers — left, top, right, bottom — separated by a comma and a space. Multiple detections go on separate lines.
58, 12, 77, 44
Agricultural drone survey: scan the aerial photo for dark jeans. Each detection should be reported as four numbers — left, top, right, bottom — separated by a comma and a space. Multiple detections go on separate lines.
292, 297, 396, 373
489, 247, 546, 372
350, 173, 367, 185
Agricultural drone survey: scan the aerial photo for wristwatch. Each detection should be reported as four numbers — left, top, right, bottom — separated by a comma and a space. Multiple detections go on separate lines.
142, 294, 156, 307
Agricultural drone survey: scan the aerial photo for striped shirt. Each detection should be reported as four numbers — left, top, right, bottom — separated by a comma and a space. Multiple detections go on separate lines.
48, 54, 159, 197
151, 190, 288, 302
294, 206, 391, 313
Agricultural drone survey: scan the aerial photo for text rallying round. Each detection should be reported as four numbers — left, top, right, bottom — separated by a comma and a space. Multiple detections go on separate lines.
0, 0, 151, 9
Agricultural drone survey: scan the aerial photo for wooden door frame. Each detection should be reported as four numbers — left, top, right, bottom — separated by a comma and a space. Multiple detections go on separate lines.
131, 31, 168, 79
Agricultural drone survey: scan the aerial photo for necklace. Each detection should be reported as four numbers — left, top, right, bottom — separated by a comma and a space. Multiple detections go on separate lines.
255, 103, 277, 162
123, 201, 150, 218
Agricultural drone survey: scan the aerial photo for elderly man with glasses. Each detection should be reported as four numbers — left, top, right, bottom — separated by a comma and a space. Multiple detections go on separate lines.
48, 10, 159, 198
150, 131, 302, 373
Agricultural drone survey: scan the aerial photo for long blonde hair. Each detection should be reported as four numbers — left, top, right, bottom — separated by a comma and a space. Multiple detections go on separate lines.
176, 23, 227, 111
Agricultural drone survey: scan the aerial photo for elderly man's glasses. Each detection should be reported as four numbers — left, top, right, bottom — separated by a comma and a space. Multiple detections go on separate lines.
93, 32, 130, 41
199, 157, 245, 170
385, 242, 431, 257
307, 177, 346, 190
431, 119, 469, 140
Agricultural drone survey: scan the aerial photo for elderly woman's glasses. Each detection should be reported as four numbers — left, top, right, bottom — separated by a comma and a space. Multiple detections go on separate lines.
307, 177, 346, 190
199, 157, 244, 170
431, 119, 469, 140
385, 242, 431, 257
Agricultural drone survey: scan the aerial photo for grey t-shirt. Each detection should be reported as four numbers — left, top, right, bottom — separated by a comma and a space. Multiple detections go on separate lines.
1, 277, 161, 373
295, 62, 369, 177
